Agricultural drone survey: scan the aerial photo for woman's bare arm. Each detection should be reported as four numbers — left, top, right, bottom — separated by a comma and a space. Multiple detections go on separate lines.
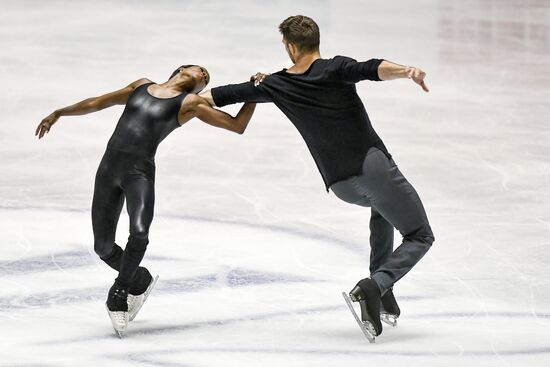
35, 78, 151, 139
179, 94, 256, 134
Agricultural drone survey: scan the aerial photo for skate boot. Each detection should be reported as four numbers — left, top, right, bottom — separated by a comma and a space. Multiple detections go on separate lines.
342, 277, 382, 343
127, 267, 159, 322
380, 288, 400, 327
106, 282, 129, 338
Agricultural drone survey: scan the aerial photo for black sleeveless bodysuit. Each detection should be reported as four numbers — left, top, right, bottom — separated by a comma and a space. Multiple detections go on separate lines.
92, 82, 187, 288
101, 82, 186, 180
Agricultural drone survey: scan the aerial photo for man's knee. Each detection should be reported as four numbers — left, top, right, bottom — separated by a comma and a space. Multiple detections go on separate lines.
423, 224, 435, 245
406, 223, 435, 247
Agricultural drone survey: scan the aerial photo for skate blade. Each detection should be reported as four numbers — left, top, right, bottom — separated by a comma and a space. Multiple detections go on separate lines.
105, 303, 128, 337
342, 292, 376, 343
380, 313, 398, 327
129, 275, 159, 321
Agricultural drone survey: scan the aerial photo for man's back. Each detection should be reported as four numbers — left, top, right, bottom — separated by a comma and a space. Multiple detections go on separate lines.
211, 55, 392, 190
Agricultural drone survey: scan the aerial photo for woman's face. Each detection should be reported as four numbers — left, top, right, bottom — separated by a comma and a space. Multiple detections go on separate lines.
180, 66, 209, 93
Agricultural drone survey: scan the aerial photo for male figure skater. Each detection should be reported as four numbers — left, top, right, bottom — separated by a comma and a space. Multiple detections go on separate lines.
35, 65, 256, 336
200, 15, 434, 341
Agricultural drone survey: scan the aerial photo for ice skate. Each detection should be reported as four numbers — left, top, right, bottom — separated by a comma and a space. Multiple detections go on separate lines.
342, 277, 382, 343
127, 267, 158, 321
380, 288, 400, 327
106, 282, 129, 338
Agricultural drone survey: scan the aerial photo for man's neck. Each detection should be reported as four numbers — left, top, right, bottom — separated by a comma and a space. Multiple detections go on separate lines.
288, 51, 321, 73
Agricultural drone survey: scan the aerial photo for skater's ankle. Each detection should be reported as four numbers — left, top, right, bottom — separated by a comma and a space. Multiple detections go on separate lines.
128, 267, 152, 295
349, 278, 381, 302
357, 278, 381, 297
113, 279, 131, 290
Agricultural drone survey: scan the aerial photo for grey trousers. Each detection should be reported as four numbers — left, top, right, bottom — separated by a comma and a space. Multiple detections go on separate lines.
330, 147, 435, 293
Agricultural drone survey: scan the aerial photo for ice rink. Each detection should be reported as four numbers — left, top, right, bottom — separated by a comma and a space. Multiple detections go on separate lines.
1, 0, 550, 366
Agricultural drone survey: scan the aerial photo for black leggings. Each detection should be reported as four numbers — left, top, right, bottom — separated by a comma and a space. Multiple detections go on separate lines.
92, 149, 155, 288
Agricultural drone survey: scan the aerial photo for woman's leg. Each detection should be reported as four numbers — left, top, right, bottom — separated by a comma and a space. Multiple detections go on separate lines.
91, 169, 125, 269
116, 175, 155, 288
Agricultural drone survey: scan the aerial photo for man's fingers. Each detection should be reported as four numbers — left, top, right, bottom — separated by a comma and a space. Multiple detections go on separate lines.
420, 81, 429, 92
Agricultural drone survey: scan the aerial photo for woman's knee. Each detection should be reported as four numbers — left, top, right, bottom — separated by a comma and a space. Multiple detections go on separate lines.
94, 240, 116, 258
128, 228, 149, 250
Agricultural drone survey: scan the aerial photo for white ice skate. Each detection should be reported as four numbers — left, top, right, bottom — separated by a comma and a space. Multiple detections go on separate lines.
105, 304, 128, 338
380, 312, 398, 327
127, 275, 159, 321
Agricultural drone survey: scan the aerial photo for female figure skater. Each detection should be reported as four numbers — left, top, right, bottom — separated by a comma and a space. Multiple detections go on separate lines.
35, 65, 256, 336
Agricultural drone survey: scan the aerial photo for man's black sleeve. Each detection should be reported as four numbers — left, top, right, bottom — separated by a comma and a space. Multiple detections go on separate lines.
211, 81, 273, 107
334, 55, 385, 83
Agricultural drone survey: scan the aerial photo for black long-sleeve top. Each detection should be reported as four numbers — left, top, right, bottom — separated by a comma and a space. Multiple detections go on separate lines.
211, 55, 392, 191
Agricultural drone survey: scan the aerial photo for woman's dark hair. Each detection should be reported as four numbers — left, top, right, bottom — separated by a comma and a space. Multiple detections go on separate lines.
279, 15, 320, 52
169, 65, 210, 85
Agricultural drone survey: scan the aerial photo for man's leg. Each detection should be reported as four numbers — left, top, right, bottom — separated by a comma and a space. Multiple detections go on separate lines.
369, 207, 394, 275
358, 148, 435, 294
329, 169, 395, 277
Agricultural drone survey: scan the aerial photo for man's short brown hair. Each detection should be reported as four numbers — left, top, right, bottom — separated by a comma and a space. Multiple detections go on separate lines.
279, 15, 320, 52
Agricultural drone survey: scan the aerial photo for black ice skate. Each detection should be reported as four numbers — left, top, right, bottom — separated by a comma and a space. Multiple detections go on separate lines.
380, 288, 400, 327
127, 267, 159, 322
105, 282, 129, 338
342, 277, 382, 343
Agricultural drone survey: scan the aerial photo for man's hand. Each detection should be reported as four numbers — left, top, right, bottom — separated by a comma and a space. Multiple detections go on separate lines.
250, 72, 269, 86
35, 112, 60, 139
406, 67, 429, 92
378, 60, 429, 92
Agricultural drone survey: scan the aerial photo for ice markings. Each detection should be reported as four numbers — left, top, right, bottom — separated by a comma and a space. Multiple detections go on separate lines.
0, 250, 176, 276
0, 268, 317, 311
0, 250, 90, 275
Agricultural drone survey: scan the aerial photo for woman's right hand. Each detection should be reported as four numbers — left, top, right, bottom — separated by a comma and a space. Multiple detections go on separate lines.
250, 72, 269, 87
35, 112, 60, 139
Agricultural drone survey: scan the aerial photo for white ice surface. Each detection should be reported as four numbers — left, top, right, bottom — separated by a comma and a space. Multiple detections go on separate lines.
1, 0, 550, 366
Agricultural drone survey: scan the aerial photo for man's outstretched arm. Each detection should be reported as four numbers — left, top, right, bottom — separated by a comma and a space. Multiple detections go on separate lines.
199, 80, 272, 107
378, 60, 429, 92
336, 56, 429, 92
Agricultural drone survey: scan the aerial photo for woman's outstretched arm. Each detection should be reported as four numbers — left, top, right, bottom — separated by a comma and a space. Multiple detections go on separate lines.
35, 78, 151, 139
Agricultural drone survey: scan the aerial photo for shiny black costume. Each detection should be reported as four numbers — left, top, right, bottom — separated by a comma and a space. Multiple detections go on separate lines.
92, 82, 186, 288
